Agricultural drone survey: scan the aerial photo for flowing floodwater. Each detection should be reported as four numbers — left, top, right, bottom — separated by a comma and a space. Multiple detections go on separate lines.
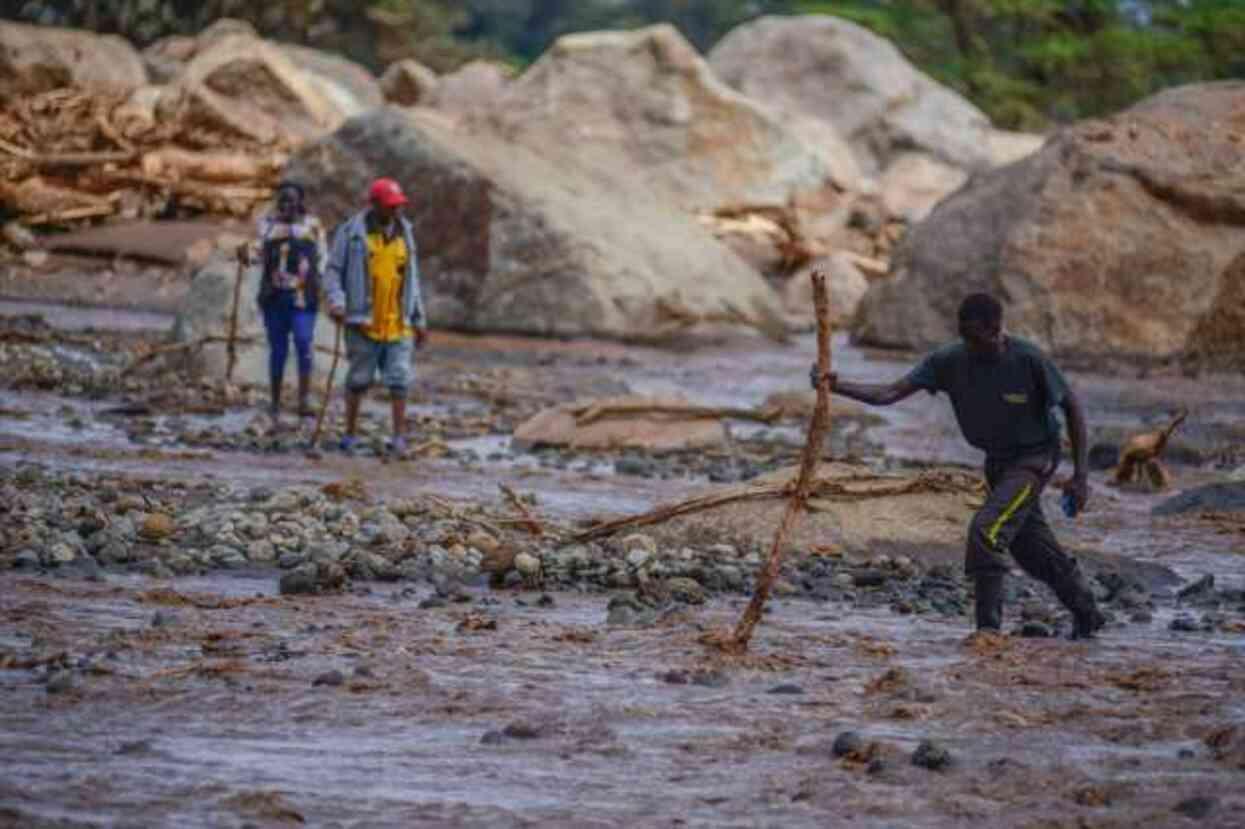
2, 304, 1244, 826
1, 570, 1242, 827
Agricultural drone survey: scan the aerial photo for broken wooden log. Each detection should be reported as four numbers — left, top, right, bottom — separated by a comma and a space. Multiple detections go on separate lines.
572, 400, 783, 426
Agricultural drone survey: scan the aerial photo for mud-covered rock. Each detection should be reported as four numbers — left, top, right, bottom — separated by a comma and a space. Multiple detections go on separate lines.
482, 24, 859, 205
855, 83, 1245, 368
709, 15, 1030, 175
1154, 482, 1245, 516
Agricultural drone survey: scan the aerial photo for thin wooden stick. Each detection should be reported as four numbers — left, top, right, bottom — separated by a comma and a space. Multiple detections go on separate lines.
498, 483, 545, 536
310, 323, 343, 448
224, 260, 245, 383
713, 270, 834, 654
121, 334, 339, 378
120, 335, 258, 377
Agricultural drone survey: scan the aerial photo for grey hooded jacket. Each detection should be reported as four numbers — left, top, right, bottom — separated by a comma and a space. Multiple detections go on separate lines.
324, 209, 426, 331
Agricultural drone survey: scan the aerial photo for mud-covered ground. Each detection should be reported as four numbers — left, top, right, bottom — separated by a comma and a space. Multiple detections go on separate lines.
2, 282, 1245, 827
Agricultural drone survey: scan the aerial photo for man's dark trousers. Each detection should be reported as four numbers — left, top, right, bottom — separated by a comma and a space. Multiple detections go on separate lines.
966, 450, 1098, 632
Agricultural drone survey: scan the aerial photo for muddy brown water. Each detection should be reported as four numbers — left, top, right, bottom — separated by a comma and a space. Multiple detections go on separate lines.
3, 304, 1245, 826
2, 571, 1243, 828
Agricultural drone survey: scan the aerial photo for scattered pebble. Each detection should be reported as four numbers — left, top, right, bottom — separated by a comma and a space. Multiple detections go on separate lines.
312, 670, 345, 688
912, 739, 952, 771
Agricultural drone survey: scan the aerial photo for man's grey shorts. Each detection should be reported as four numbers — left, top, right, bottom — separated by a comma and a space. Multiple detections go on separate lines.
344, 327, 413, 394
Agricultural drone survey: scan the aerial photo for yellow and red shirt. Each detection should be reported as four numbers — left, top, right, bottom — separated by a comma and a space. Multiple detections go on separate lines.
361, 229, 410, 343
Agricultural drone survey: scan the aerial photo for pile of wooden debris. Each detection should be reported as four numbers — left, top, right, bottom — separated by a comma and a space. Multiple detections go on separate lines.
0, 87, 285, 229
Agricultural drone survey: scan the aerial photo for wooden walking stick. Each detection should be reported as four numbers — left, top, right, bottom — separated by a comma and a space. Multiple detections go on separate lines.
706, 269, 834, 654
224, 257, 246, 384
310, 322, 343, 448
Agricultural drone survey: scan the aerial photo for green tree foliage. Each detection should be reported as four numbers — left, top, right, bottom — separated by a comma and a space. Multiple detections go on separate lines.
790, 1, 1245, 129
4, 1, 1241, 127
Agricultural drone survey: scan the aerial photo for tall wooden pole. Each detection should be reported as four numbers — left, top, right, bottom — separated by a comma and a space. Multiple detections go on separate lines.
310, 322, 342, 448
726, 269, 834, 652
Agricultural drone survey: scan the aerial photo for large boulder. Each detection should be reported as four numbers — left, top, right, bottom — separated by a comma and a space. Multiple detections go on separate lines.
513, 396, 729, 452
708, 15, 1028, 176
281, 44, 383, 119
477, 24, 861, 208
878, 153, 968, 223
0, 21, 146, 97
429, 60, 511, 119
853, 82, 1245, 369
154, 34, 348, 147
287, 107, 788, 342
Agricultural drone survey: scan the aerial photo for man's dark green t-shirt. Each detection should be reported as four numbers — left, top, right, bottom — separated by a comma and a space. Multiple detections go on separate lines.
905, 336, 1069, 460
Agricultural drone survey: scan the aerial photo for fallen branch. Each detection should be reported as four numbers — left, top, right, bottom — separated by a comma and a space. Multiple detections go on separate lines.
22, 204, 118, 226
567, 484, 794, 545
565, 470, 977, 546
715, 269, 831, 653
499, 483, 545, 536
573, 400, 782, 426
121, 334, 339, 377
120, 335, 256, 377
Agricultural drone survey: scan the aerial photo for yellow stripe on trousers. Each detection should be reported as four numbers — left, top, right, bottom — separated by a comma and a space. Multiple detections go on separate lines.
986, 483, 1032, 548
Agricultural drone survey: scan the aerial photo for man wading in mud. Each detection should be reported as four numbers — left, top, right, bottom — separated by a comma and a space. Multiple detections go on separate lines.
811, 293, 1106, 639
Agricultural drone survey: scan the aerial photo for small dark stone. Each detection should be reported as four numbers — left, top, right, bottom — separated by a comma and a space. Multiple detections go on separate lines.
912, 739, 952, 771
1130, 610, 1154, 624
501, 721, 543, 740
768, 683, 805, 695
480, 730, 506, 746
691, 669, 730, 689
1178, 748, 1197, 759
14, 549, 40, 569
614, 457, 654, 478
537, 594, 555, 608
659, 669, 690, 685
1173, 795, 1218, 820
312, 670, 344, 687
116, 739, 152, 755
419, 596, 447, 610
45, 670, 74, 694
832, 731, 864, 758
1170, 615, 1200, 633
1178, 574, 1215, 600
1018, 621, 1053, 638
150, 610, 177, 628
853, 570, 887, 588
353, 664, 375, 678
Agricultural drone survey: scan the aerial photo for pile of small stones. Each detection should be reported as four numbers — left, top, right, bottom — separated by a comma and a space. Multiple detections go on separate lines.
4, 463, 1240, 634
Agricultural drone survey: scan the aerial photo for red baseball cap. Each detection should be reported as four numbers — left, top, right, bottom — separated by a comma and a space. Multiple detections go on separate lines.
368, 177, 408, 208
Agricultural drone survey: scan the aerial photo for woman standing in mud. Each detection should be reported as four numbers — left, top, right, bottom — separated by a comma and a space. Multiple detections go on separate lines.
240, 182, 328, 426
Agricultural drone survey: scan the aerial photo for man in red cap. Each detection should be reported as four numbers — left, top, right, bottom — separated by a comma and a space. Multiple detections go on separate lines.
325, 177, 428, 455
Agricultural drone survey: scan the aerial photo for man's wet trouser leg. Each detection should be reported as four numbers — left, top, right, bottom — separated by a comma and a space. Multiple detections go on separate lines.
965, 460, 1039, 632
966, 453, 1104, 639
1009, 508, 1106, 640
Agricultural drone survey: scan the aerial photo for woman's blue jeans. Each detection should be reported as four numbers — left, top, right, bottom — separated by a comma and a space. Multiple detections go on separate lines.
261, 294, 316, 386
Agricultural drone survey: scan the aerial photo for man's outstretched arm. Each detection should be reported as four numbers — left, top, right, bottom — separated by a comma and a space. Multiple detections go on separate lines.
1060, 388, 1090, 511
809, 366, 922, 407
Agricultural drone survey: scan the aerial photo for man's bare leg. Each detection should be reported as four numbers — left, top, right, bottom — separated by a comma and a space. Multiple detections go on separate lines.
390, 395, 406, 439
345, 390, 363, 437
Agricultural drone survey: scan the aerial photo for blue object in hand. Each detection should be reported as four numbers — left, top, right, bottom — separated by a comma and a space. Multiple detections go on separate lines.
1061, 491, 1078, 519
